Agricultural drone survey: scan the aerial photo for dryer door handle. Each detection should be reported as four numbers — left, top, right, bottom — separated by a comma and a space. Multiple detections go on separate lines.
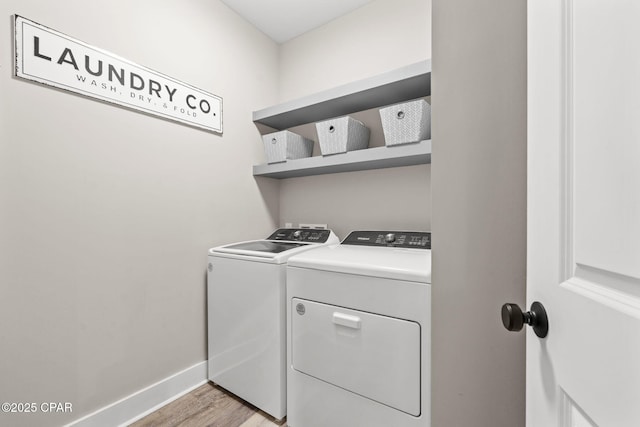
332, 312, 361, 329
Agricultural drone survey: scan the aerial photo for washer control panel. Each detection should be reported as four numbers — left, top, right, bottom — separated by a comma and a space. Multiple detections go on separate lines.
267, 228, 332, 243
342, 231, 431, 249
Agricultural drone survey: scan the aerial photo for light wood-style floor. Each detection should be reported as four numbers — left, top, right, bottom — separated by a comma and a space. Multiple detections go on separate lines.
130, 382, 286, 427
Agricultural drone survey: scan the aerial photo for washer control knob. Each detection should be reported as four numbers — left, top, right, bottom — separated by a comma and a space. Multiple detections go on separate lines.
293, 230, 303, 240
384, 233, 396, 244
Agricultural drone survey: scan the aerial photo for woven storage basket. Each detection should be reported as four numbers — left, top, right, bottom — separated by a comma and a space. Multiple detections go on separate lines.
315, 116, 370, 155
262, 131, 314, 164
379, 99, 431, 146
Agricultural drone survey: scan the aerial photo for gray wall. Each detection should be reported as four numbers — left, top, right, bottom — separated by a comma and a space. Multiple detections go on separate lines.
431, 0, 527, 426
277, 0, 432, 103
277, 0, 432, 239
0, 1, 279, 425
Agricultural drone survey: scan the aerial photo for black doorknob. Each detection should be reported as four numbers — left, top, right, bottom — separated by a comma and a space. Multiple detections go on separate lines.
501, 301, 548, 338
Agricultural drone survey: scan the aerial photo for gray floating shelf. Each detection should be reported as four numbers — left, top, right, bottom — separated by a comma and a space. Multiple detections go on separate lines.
253, 140, 431, 179
253, 60, 431, 130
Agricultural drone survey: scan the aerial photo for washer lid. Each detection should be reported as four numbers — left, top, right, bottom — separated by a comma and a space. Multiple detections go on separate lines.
209, 240, 314, 263
223, 240, 307, 253
208, 229, 340, 264
287, 244, 431, 283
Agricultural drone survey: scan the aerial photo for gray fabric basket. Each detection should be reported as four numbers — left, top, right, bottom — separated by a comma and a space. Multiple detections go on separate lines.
379, 99, 431, 146
262, 131, 314, 164
316, 116, 370, 155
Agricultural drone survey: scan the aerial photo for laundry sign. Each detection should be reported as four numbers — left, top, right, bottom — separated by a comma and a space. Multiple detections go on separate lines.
14, 15, 222, 134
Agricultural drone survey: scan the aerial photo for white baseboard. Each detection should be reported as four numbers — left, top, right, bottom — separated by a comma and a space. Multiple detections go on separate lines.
65, 361, 208, 427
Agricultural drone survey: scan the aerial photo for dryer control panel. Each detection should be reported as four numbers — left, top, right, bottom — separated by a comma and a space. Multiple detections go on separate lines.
267, 228, 333, 243
342, 231, 431, 249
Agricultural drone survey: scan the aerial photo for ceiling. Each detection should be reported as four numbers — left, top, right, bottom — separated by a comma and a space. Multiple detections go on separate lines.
220, 0, 375, 43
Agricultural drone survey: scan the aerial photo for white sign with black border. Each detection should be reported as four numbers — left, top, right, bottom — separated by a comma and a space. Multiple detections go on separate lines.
14, 15, 223, 134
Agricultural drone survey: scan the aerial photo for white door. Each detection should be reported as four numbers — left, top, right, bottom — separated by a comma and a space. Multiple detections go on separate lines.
527, 0, 640, 426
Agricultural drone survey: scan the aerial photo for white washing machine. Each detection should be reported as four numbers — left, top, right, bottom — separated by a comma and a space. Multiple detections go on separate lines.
286, 230, 431, 427
207, 228, 339, 420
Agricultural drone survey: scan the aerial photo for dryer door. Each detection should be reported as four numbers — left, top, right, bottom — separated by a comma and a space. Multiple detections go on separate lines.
291, 298, 421, 416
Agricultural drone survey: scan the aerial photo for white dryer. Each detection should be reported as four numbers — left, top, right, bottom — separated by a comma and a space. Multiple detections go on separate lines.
286, 230, 431, 427
207, 228, 339, 421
